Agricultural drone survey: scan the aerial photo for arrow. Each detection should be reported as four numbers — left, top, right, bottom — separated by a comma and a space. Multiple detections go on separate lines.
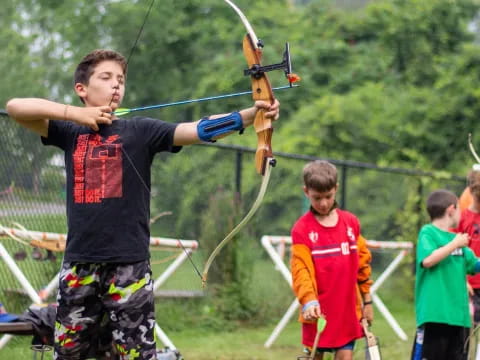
114, 84, 298, 116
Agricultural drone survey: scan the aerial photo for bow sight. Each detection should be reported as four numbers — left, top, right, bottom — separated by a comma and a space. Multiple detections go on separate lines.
243, 42, 300, 85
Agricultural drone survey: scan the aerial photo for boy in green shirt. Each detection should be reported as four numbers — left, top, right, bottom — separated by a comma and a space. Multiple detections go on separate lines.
412, 189, 480, 360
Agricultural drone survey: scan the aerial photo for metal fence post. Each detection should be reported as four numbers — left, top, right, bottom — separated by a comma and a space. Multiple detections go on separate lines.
340, 164, 347, 209
235, 150, 242, 200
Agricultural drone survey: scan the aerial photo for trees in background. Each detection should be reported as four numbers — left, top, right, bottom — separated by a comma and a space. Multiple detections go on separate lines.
1, 0, 479, 294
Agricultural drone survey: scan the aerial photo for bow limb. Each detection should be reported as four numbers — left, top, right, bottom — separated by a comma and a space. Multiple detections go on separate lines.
223, 0, 260, 46
469, 133, 480, 164
201, 159, 273, 286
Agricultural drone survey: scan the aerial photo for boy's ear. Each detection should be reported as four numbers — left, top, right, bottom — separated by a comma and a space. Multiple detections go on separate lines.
446, 203, 456, 216
303, 186, 308, 196
74, 82, 87, 99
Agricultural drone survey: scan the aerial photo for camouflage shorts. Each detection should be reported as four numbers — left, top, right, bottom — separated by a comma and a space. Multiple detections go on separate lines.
54, 260, 156, 360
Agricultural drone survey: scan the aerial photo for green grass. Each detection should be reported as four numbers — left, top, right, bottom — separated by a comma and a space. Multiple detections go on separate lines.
0, 304, 415, 359
0, 245, 417, 359
0, 232, 415, 360
166, 294, 416, 359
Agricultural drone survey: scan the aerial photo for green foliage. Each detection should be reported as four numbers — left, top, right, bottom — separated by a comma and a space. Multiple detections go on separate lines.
198, 186, 258, 321
199, 187, 241, 284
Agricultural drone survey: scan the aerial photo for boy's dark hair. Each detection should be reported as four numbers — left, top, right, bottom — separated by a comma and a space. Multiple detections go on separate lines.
303, 160, 337, 192
426, 189, 458, 220
468, 170, 480, 198
74, 49, 127, 103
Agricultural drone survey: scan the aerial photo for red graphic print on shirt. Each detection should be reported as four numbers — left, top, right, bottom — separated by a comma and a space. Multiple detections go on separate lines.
73, 134, 123, 204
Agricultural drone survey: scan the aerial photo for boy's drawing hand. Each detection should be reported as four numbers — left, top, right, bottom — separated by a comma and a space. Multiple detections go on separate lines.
70, 105, 113, 131
453, 233, 469, 248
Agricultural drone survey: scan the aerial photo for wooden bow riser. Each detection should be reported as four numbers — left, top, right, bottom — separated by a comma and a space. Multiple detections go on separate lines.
254, 111, 273, 175
242, 34, 275, 175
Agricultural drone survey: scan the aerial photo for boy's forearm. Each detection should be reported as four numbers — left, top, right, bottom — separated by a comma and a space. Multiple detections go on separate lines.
239, 107, 256, 128
209, 107, 256, 127
6, 98, 67, 122
362, 292, 372, 303
422, 241, 458, 268
174, 108, 256, 146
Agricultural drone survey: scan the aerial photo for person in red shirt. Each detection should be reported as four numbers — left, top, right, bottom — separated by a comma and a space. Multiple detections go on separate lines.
291, 160, 373, 360
458, 165, 480, 212
459, 186, 472, 212
457, 170, 480, 325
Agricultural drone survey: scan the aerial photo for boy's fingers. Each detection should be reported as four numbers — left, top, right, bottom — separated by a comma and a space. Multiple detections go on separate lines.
256, 100, 280, 111
255, 100, 274, 110
97, 117, 112, 125
266, 110, 280, 120
100, 105, 113, 113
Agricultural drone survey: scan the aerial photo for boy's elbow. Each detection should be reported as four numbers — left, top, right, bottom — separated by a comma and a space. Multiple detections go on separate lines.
6, 98, 21, 119
421, 259, 433, 268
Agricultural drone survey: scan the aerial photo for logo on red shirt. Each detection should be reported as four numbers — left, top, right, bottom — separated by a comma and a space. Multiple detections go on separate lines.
309, 231, 319, 243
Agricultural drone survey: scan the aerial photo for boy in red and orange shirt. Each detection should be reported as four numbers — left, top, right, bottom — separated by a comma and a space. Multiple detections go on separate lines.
457, 170, 480, 325
291, 160, 373, 360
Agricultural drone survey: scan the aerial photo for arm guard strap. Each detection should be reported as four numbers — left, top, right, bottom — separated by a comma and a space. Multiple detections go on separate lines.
197, 112, 244, 142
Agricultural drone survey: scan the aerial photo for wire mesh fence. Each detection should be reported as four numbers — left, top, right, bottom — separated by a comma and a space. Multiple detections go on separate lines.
0, 109, 466, 324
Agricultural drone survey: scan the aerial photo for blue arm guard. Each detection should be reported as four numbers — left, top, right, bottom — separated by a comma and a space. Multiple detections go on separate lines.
197, 112, 244, 142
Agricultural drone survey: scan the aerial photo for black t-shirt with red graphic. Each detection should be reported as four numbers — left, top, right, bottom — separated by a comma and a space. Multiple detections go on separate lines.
42, 117, 181, 263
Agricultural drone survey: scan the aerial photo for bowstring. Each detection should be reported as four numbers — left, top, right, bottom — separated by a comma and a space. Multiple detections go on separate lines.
110, 0, 203, 279
124, 0, 156, 68
115, 0, 156, 197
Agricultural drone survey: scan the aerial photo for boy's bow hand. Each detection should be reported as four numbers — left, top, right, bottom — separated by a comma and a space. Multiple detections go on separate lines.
69, 105, 113, 131
239, 100, 280, 128
254, 99, 280, 121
